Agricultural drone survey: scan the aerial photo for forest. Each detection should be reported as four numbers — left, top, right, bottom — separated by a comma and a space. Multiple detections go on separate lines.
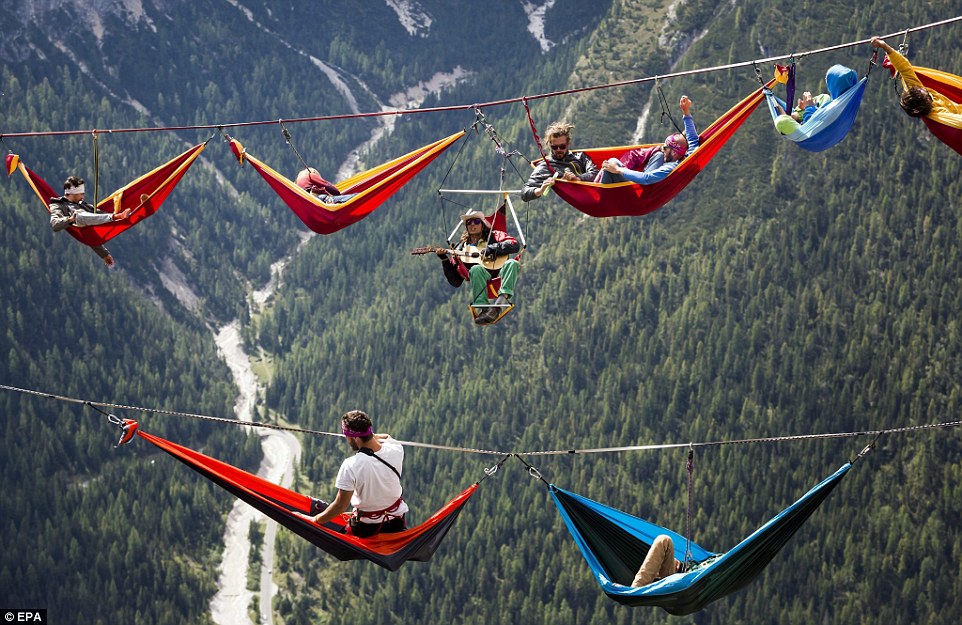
2, 1, 962, 624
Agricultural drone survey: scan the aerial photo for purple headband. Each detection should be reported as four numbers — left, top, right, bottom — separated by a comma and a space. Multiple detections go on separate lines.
343, 425, 373, 438
664, 135, 686, 159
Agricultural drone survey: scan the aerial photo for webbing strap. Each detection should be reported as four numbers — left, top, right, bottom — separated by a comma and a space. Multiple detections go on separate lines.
357, 446, 402, 480
522, 97, 554, 174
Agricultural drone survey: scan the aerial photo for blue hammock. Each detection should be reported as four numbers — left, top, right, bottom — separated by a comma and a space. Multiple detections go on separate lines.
550, 462, 852, 615
765, 64, 867, 152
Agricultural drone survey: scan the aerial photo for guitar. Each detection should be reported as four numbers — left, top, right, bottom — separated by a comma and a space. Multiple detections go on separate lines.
411, 245, 508, 271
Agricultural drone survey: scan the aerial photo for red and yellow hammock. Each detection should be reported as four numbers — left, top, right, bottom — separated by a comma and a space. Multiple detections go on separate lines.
548, 82, 773, 218
230, 131, 464, 235
5, 144, 206, 247
133, 424, 478, 571
915, 66, 962, 156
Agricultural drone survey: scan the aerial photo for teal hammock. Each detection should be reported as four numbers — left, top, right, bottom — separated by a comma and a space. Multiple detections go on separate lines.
550, 462, 852, 614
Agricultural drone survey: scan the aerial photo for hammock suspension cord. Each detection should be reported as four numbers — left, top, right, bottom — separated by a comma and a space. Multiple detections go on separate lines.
3, 383, 962, 458
280, 122, 314, 174
92, 132, 100, 207
656, 80, 683, 134
684, 445, 695, 567
3, 18, 960, 140
522, 96, 553, 175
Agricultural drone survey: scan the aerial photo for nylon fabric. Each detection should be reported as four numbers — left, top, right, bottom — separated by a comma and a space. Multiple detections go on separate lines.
135, 428, 477, 571
548, 82, 774, 218
7, 144, 206, 247
232, 131, 464, 234
550, 463, 852, 614
914, 66, 962, 155
764, 66, 868, 152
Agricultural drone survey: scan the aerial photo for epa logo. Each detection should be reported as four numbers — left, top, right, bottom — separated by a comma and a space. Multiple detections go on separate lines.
3, 610, 46, 623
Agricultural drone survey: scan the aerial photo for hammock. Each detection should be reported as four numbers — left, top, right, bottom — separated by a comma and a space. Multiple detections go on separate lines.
764, 64, 868, 152
134, 426, 477, 571
914, 66, 962, 156
550, 462, 851, 615
5, 144, 206, 247
230, 131, 465, 234
548, 81, 773, 218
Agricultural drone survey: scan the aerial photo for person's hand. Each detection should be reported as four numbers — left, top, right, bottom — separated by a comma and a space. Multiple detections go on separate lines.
483, 245, 498, 260
103, 254, 115, 267
294, 511, 318, 524
602, 160, 621, 174
68, 214, 77, 224
679, 95, 692, 116
114, 207, 133, 221
538, 176, 556, 196
870, 37, 891, 52
562, 171, 578, 181
435, 248, 449, 259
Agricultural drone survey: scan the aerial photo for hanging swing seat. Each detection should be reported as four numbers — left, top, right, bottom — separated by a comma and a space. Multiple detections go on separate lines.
547, 81, 774, 218
230, 131, 464, 235
131, 425, 477, 571
469, 275, 515, 324
764, 64, 868, 152
465, 198, 524, 325
5, 143, 207, 247
550, 462, 852, 615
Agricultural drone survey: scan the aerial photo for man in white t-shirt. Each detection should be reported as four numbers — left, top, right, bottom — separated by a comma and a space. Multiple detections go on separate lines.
307, 410, 409, 537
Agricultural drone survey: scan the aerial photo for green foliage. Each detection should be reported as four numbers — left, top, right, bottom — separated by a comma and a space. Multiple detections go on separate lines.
3, 1, 962, 625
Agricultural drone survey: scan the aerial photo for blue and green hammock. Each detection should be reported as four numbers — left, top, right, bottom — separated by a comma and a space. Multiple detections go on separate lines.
550, 462, 853, 614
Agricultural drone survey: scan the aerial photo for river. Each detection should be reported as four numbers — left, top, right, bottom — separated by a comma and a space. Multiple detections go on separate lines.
203, 68, 470, 625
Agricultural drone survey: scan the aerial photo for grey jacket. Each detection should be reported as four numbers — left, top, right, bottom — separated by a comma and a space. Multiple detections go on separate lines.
49, 196, 112, 260
521, 151, 599, 202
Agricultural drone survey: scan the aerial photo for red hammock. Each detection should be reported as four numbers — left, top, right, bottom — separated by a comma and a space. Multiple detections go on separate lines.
230, 131, 464, 235
915, 67, 962, 156
133, 425, 478, 571
6, 144, 206, 247
548, 82, 773, 218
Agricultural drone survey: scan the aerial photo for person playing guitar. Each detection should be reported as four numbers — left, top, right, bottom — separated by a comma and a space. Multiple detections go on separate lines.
429, 209, 521, 325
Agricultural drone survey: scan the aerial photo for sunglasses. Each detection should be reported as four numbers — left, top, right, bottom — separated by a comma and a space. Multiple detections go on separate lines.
465, 218, 483, 225
549, 142, 569, 151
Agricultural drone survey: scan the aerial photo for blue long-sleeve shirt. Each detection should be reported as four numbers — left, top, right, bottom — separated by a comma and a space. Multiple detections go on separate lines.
619, 114, 699, 185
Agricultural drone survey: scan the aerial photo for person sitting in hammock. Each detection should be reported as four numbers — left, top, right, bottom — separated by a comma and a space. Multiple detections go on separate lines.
871, 36, 962, 124
521, 121, 599, 202
295, 167, 357, 204
305, 410, 409, 538
631, 534, 687, 587
49, 176, 133, 267
772, 90, 832, 134
598, 96, 698, 185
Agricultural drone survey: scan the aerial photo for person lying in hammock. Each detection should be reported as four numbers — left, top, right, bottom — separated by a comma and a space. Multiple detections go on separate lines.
49, 176, 132, 266
631, 534, 688, 587
295, 167, 357, 204
305, 410, 409, 538
871, 36, 962, 124
598, 96, 698, 185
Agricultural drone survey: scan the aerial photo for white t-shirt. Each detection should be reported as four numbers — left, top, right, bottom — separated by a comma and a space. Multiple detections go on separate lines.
334, 440, 409, 523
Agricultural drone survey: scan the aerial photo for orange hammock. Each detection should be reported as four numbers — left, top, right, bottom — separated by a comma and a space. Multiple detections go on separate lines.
127, 423, 480, 571
915, 67, 962, 156
230, 131, 464, 234
5, 144, 206, 247
548, 81, 773, 218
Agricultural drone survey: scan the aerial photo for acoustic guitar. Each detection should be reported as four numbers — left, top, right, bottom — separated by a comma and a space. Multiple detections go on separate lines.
411, 245, 508, 271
